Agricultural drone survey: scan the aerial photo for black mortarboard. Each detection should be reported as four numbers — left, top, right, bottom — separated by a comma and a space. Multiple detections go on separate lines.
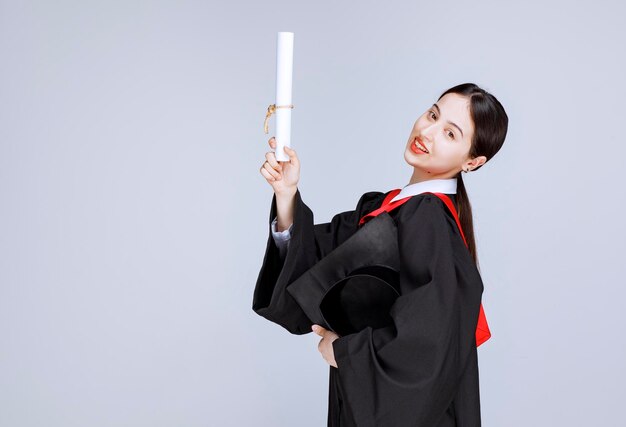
287, 212, 400, 337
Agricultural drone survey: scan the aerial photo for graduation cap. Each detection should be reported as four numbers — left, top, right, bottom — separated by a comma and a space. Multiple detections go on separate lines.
286, 212, 400, 337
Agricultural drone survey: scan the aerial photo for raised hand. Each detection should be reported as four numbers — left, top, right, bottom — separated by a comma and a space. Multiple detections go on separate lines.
260, 136, 300, 195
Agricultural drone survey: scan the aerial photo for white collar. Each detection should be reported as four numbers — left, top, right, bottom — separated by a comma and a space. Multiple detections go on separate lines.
389, 178, 457, 203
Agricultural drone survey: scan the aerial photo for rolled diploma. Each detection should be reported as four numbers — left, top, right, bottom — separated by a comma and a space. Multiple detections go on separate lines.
274, 32, 293, 162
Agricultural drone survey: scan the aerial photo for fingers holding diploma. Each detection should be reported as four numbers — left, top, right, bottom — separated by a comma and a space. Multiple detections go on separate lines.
260, 136, 300, 194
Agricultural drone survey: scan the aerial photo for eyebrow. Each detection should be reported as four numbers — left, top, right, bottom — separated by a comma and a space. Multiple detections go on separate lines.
432, 103, 464, 138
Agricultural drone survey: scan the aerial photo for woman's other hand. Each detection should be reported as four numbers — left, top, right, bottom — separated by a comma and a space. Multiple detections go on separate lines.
260, 136, 300, 195
312, 324, 339, 368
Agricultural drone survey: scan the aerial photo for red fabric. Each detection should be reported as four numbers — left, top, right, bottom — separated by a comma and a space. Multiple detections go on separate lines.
359, 189, 492, 347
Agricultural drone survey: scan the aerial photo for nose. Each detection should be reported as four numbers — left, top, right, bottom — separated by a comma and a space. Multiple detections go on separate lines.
420, 125, 435, 143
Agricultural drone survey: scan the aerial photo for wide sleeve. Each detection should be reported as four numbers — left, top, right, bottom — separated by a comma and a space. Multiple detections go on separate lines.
331, 194, 484, 426
252, 187, 384, 335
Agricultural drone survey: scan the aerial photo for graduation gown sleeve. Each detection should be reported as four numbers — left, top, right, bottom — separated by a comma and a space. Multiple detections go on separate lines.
252, 188, 385, 335
331, 194, 484, 426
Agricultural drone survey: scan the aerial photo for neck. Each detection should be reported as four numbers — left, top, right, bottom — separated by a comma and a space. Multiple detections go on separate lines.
409, 168, 459, 185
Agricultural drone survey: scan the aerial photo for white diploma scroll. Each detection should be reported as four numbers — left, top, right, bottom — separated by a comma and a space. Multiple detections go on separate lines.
265, 32, 294, 162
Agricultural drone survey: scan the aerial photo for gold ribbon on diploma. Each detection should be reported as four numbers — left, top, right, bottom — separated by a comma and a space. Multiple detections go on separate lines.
264, 103, 294, 134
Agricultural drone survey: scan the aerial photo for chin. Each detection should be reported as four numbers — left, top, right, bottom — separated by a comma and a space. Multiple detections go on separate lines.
403, 147, 419, 168
404, 153, 419, 168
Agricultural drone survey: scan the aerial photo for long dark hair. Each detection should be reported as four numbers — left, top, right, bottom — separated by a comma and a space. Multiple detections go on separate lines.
437, 83, 508, 270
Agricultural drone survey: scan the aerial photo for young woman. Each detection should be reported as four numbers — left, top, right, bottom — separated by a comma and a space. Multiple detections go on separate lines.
253, 83, 508, 426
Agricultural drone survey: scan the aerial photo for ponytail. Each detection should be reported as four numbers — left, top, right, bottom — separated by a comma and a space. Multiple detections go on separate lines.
456, 173, 480, 272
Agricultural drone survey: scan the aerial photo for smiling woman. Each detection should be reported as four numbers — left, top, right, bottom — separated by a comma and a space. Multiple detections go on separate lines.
254, 82, 509, 426
405, 93, 481, 181
404, 84, 508, 264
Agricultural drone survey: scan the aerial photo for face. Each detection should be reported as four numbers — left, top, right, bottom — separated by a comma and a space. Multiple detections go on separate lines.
404, 92, 486, 181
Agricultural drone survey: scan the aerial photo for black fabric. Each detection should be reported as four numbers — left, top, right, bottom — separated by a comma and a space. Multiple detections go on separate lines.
287, 211, 401, 337
252, 188, 483, 426
319, 266, 400, 337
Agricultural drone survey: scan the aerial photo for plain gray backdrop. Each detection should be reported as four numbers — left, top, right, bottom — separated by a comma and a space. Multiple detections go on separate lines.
1, 0, 625, 426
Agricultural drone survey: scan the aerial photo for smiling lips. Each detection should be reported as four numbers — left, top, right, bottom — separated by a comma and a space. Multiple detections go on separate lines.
412, 136, 429, 153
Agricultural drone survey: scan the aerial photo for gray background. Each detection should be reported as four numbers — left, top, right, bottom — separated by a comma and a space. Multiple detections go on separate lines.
1, 0, 624, 426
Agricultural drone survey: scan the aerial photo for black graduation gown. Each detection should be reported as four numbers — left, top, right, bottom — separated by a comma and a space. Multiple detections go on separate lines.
252, 188, 484, 427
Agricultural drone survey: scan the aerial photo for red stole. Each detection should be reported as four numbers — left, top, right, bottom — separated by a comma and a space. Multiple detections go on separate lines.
359, 189, 492, 348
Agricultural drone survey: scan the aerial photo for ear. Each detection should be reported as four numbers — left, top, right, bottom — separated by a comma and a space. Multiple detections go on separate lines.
468, 155, 487, 170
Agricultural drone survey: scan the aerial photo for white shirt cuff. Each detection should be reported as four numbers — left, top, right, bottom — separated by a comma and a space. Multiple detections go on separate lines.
271, 216, 292, 258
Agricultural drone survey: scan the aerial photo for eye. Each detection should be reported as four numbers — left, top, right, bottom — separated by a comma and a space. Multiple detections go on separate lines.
429, 110, 436, 120
447, 130, 455, 139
